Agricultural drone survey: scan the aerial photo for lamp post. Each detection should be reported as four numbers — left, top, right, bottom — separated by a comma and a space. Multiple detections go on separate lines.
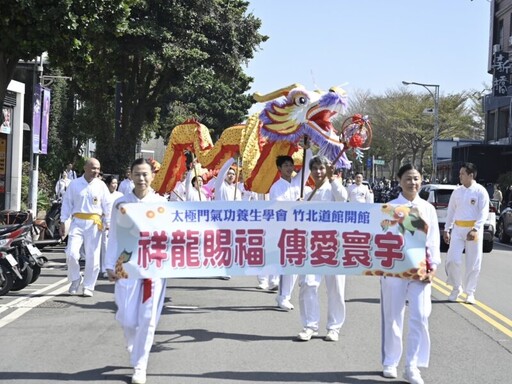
402, 81, 440, 182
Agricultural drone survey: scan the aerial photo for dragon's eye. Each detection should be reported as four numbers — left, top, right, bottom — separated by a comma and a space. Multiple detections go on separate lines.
294, 96, 307, 106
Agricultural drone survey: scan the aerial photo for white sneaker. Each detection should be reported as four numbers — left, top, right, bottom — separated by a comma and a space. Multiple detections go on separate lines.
131, 368, 146, 384
220, 275, 231, 280
257, 282, 269, 290
465, 294, 476, 304
297, 328, 318, 341
324, 329, 339, 342
404, 367, 424, 384
382, 365, 398, 378
267, 282, 279, 291
68, 275, 83, 295
448, 287, 461, 301
276, 297, 294, 311
82, 288, 94, 297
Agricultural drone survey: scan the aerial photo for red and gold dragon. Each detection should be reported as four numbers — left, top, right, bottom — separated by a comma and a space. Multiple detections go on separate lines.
152, 84, 369, 194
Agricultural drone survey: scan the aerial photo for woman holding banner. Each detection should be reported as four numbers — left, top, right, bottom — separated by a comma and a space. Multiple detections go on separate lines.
105, 158, 167, 384
380, 164, 440, 384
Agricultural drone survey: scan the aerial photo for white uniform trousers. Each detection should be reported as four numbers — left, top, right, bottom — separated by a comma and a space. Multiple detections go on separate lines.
66, 218, 102, 290
380, 276, 432, 369
257, 274, 279, 287
298, 274, 346, 331
100, 229, 109, 274
115, 278, 167, 371
445, 225, 483, 295
277, 274, 297, 301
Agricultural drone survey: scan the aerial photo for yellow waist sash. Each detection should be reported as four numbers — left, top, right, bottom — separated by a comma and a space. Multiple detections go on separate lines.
73, 213, 103, 230
454, 220, 476, 228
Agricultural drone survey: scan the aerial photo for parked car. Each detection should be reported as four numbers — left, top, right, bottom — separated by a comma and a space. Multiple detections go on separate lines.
418, 184, 496, 252
496, 201, 512, 244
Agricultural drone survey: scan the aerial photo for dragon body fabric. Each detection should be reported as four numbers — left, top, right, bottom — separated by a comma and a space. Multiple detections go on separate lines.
152, 84, 350, 195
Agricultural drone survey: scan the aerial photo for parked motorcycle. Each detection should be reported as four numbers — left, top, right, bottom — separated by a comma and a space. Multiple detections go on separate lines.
33, 198, 65, 249
0, 211, 47, 296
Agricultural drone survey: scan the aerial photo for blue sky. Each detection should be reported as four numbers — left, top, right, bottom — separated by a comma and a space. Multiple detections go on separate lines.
245, 0, 492, 112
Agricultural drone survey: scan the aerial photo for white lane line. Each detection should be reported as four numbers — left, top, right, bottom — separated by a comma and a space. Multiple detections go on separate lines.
0, 283, 71, 329
0, 278, 68, 315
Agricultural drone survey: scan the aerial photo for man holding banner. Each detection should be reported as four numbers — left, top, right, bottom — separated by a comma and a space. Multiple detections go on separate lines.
268, 144, 312, 310
105, 158, 167, 384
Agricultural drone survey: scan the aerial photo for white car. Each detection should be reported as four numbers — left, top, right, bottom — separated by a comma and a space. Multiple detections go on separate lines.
418, 184, 495, 253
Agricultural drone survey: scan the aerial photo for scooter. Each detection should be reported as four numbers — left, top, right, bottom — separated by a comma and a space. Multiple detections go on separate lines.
33, 198, 65, 249
0, 211, 47, 295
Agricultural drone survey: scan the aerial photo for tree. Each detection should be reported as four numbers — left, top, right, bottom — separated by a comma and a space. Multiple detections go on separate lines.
53, 0, 267, 174
0, 0, 129, 108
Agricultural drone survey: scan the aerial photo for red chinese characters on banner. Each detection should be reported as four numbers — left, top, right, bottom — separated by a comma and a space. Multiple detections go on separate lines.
203, 229, 232, 267
374, 231, 404, 268
310, 230, 339, 266
234, 229, 265, 266
341, 230, 372, 268
138, 231, 169, 268
278, 229, 307, 266
169, 229, 200, 268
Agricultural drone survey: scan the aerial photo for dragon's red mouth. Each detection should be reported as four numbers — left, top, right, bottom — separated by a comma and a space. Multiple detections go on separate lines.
309, 109, 337, 132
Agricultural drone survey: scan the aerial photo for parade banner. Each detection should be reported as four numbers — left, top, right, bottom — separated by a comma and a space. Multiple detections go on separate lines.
113, 201, 430, 280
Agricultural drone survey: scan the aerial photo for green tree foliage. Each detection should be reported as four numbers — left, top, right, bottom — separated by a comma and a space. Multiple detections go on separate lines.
0, 0, 129, 107
52, 0, 267, 175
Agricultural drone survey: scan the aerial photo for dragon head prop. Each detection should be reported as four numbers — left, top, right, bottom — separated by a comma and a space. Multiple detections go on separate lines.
254, 84, 350, 169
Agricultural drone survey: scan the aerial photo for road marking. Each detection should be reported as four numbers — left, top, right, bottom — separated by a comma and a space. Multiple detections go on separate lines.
0, 278, 68, 315
432, 277, 512, 338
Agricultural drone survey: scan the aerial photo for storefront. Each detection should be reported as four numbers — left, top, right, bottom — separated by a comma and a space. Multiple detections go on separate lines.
1, 80, 25, 211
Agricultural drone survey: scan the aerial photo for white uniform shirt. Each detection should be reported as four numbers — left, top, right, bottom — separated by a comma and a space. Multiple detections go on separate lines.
304, 179, 348, 202
444, 182, 489, 232
389, 194, 441, 269
347, 183, 373, 203
269, 149, 312, 201
185, 171, 210, 201
214, 158, 242, 201
104, 191, 167, 271
118, 178, 135, 196
60, 176, 112, 226
55, 178, 71, 198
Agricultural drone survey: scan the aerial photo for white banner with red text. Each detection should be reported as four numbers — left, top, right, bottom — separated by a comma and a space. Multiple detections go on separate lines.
112, 201, 429, 280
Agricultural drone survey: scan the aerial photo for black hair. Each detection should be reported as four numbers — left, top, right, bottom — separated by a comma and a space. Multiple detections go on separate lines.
462, 162, 477, 177
396, 164, 421, 179
130, 158, 153, 172
191, 175, 203, 187
276, 155, 294, 168
104, 175, 118, 187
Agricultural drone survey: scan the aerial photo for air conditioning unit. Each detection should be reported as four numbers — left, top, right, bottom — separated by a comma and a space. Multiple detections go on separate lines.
493, 44, 502, 53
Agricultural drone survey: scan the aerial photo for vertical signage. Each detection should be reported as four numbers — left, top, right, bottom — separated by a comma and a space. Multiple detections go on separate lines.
492, 51, 511, 96
31, 84, 42, 153
40, 87, 51, 154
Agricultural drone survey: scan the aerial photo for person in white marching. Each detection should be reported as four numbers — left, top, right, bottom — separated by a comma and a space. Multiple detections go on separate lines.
268, 144, 312, 309
443, 162, 489, 304
347, 171, 374, 203
59, 158, 112, 297
99, 175, 124, 278
297, 155, 347, 342
119, 167, 135, 195
380, 164, 440, 384
105, 158, 167, 384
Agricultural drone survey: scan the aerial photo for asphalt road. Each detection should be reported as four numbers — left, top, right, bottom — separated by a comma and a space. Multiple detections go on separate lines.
0, 242, 511, 384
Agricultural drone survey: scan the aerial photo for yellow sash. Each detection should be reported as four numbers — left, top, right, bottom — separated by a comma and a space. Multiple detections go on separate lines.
454, 220, 476, 228
73, 213, 103, 231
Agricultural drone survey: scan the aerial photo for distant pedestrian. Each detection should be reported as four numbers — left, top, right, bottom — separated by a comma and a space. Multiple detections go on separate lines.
55, 171, 70, 199
65, 163, 77, 180
119, 168, 135, 195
